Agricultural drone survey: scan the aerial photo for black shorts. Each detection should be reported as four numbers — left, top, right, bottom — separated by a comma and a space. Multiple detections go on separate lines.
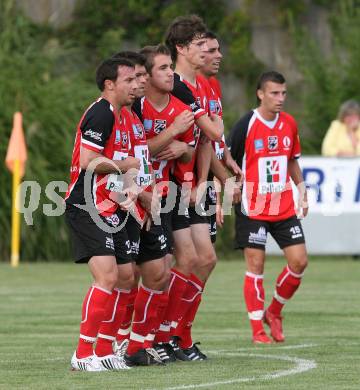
121, 212, 141, 259
137, 197, 172, 264
234, 205, 305, 250
172, 186, 191, 231
205, 183, 217, 243
65, 204, 133, 264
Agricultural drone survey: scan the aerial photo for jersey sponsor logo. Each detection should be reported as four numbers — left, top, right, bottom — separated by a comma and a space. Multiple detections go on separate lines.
84, 129, 102, 141
105, 237, 114, 250
154, 119, 167, 134
254, 139, 264, 151
115, 130, 121, 145
283, 136, 291, 148
106, 174, 124, 192
158, 234, 167, 250
132, 124, 144, 139
258, 156, 287, 194
209, 99, 221, 114
121, 131, 128, 146
248, 227, 267, 245
143, 119, 153, 132
268, 136, 278, 150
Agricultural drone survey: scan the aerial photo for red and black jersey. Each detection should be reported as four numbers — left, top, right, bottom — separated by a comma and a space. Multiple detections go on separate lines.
65, 97, 131, 216
198, 74, 225, 161
121, 107, 153, 222
208, 76, 222, 99
171, 73, 209, 186
133, 94, 195, 196
228, 109, 301, 221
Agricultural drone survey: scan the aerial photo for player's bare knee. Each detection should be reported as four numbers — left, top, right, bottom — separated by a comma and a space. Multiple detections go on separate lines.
292, 254, 308, 273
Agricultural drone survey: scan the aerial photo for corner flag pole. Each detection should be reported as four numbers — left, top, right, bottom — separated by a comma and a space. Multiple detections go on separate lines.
5, 112, 27, 267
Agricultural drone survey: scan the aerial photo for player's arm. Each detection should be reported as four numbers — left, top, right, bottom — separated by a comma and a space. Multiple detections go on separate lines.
172, 76, 223, 142
79, 105, 139, 173
223, 144, 243, 178
195, 113, 223, 142
80, 148, 140, 173
288, 158, 308, 218
147, 110, 194, 155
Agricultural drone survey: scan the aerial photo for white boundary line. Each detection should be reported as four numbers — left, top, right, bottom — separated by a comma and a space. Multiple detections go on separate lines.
147, 351, 317, 390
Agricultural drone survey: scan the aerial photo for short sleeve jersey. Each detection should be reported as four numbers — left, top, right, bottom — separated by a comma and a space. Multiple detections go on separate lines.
171, 73, 208, 186
133, 94, 195, 196
121, 106, 153, 222
227, 109, 301, 221
65, 97, 131, 216
198, 74, 225, 160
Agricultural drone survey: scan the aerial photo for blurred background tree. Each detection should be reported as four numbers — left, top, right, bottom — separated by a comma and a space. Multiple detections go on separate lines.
1, 0, 360, 261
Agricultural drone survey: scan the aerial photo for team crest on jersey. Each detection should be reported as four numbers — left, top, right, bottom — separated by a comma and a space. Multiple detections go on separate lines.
132, 124, 144, 139
115, 130, 121, 145
143, 119, 153, 132
196, 97, 202, 108
121, 131, 128, 146
268, 136, 278, 150
154, 119, 167, 134
254, 139, 264, 151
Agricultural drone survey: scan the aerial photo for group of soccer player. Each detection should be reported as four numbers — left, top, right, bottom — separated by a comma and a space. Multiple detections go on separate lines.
65, 14, 309, 372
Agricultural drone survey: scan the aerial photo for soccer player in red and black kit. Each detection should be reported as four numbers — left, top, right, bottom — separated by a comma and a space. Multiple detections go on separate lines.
164, 15, 224, 360
228, 71, 309, 344
134, 44, 196, 362
198, 31, 242, 243
65, 57, 141, 371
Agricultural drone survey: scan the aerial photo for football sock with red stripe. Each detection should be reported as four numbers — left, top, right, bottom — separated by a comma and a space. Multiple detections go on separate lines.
144, 291, 169, 348
155, 269, 188, 344
268, 265, 303, 316
174, 274, 204, 349
126, 285, 163, 356
76, 285, 112, 358
116, 287, 137, 343
95, 288, 130, 357
244, 272, 266, 336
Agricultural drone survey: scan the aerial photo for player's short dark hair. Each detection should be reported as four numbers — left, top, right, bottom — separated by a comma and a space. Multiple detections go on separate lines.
256, 71, 286, 103
95, 57, 134, 91
164, 15, 207, 62
257, 71, 286, 91
204, 31, 218, 40
112, 51, 146, 67
140, 44, 171, 75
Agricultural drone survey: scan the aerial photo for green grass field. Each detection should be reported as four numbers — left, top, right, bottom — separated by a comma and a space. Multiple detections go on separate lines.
0, 257, 359, 389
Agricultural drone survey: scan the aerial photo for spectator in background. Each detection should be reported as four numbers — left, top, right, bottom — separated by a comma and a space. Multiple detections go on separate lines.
322, 100, 360, 157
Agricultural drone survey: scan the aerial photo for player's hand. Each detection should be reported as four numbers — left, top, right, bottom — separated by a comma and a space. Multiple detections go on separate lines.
297, 190, 309, 219
216, 203, 224, 228
189, 186, 198, 206
155, 140, 187, 160
226, 156, 243, 178
172, 110, 194, 135
209, 113, 224, 133
116, 156, 140, 172
232, 184, 242, 204
118, 188, 137, 211
139, 189, 160, 216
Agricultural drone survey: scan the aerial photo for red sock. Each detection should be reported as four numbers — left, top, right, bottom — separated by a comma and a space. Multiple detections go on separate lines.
95, 289, 130, 357
244, 272, 265, 336
116, 287, 137, 343
268, 266, 303, 316
174, 274, 204, 349
144, 291, 169, 348
155, 269, 188, 344
76, 285, 112, 358
126, 286, 163, 355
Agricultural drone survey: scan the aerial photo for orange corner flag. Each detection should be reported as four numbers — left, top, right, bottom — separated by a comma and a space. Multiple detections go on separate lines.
5, 112, 27, 178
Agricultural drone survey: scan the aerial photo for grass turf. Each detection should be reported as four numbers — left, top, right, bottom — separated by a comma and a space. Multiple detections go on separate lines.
0, 257, 359, 389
